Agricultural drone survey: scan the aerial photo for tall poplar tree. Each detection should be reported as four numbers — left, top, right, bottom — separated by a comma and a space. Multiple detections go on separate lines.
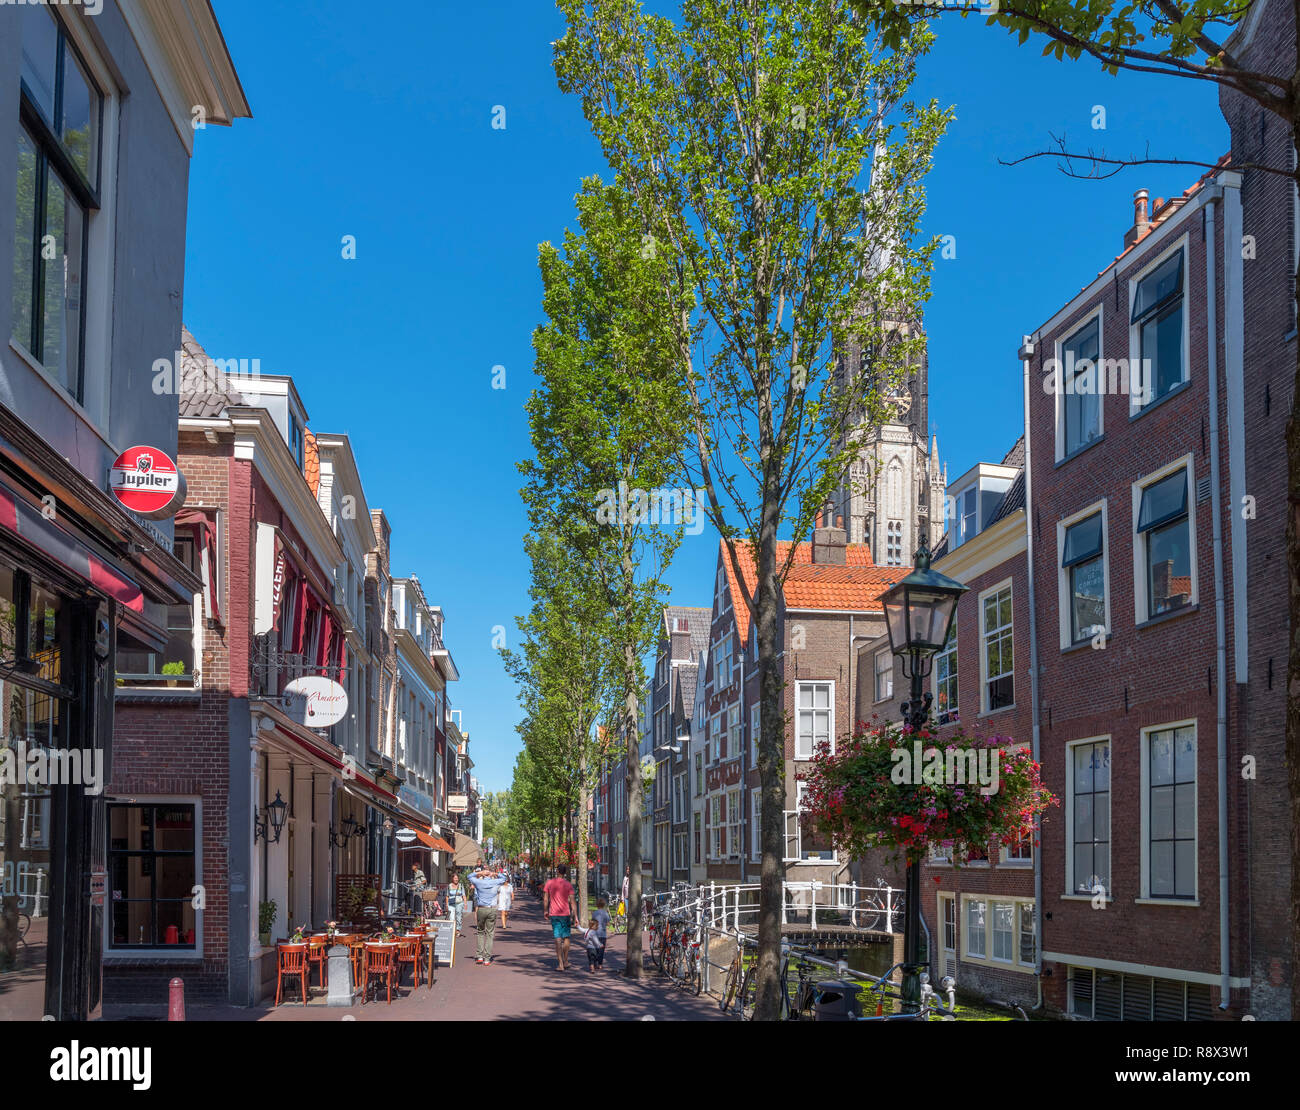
554, 0, 948, 1017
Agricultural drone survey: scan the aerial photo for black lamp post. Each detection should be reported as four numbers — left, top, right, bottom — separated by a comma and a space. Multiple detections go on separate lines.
880, 533, 967, 1014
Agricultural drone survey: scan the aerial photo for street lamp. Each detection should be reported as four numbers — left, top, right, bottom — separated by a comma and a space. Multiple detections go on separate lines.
880, 532, 967, 1014
254, 790, 288, 844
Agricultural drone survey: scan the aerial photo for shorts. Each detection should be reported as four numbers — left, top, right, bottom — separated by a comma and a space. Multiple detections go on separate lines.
550, 915, 572, 939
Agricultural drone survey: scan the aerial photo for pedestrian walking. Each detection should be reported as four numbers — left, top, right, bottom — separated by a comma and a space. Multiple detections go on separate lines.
467, 865, 507, 965
578, 919, 605, 971
592, 897, 611, 967
542, 864, 576, 972
497, 872, 514, 929
446, 867, 467, 937
620, 866, 629, 913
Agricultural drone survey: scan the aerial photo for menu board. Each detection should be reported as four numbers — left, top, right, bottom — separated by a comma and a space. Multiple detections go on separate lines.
431, 919, 456, 967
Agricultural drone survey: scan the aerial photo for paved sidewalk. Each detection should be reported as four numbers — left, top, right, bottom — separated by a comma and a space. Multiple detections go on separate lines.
194, 889, 727, 1022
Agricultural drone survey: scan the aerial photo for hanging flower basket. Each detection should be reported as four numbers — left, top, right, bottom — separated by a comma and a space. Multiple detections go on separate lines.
801, 721, 1056, 865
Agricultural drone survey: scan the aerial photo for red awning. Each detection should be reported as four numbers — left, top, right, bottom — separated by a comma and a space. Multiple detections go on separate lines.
0, 478, 142, 611
415, 830, 455, 853
175, 508, 220, 623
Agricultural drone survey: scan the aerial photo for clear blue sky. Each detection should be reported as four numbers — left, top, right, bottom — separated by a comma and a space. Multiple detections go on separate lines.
185, 2, 1227, 793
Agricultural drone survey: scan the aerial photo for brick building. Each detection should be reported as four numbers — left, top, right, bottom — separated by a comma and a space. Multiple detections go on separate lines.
858, 441, 1036, 1004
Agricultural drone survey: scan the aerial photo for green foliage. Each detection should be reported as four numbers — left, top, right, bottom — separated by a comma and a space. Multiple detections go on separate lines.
258, 900, 277, 935
161, 661, 186, 676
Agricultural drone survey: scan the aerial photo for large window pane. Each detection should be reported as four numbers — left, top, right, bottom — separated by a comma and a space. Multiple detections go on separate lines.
40, 168, 85, 398
19, 6, 58, 124
1147, 517, 1191, 617
60, 49, 99, 185
12, 129, 38, 353
1063, 318, 1101, 454
1142, 303, 1184, 401
1071, 557, 1106, 641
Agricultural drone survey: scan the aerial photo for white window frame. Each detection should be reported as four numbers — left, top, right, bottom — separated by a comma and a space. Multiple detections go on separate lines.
977, 578, 1015, 715
693, 752, 703, 797
1052, 303, 1105, 462
750, 704, 760, 767
873, 648, 893, 703
1065, 735, 1112, 900
750, 790, 761, 862
931, 622, 958, 725
1139, 719, 1199, 903
728, 703, 742, 758
795, 780, 834, 862
962, 896, 987, 960
1056, 499, 1110, 650
710, 713, 722, 763
957, 893, 1036, 972
794, 680, 834, 761
1128, 236, 1191, 416
725, 788, 743, 860
1131, 455, 1197, 625
998, 743, 1035, 866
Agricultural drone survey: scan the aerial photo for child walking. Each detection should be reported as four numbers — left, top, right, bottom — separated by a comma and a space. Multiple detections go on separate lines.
579, 918, 605, 971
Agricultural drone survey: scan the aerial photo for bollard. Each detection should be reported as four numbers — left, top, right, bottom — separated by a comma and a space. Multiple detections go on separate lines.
168, 977, 185, 1021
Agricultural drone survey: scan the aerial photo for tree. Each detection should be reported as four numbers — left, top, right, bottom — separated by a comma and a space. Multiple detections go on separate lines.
855, 0, 1299, 1020
554, 0, 948, 1018
523, 177, 689, 975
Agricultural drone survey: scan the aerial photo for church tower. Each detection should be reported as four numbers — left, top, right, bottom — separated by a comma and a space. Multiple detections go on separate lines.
833, 327, 946, 567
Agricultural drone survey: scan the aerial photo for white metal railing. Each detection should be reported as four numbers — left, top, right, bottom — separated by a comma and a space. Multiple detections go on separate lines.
640, 880, 901, 935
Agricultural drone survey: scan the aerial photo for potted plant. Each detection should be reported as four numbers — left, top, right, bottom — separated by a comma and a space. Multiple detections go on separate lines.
289, 923, 308, 944
257, 900, 277, 947
161, 660, 185, 687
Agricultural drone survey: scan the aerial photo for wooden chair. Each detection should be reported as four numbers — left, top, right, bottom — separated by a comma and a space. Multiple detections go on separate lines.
362, 943, 395, 1005
306, 936, 328, 991
345, 937, 366, 996
275, 943, 309, 1006
395, 936, 422, 992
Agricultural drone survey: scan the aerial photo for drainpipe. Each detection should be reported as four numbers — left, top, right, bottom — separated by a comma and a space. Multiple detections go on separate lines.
1203, 190, 1232, 1009
1020, 333, 1045, 1012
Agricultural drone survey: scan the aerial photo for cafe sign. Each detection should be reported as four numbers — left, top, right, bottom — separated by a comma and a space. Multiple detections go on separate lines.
109, 445, 186, 520
447, 793, 469, 813
282, 675, 349, 728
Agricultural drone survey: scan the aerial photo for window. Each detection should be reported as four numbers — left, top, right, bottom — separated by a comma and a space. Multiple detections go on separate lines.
942, 896, 956, 954
726, 789, 742, 858
290, 414, 304, 469
873, 650, 893, 703
656, 652, 668, 687
117, 534, 199, 684
991, 902, 1015, 962
728, 704, 742, 757
933, 623, 957, 724
108, 803, 197, 950
750, 704, 759, 767
960, 487, 977, 545
1062, 315, 1102, 455
795, 681, 833, 759
751, 791, 761, 861
928, 840, 951, 865
1061, 511, 1106, 644
1146, 724, 1196, 899
13, 6, 102, 403
1131, 247, 1186, 405
796, 780, 834, 861
1070, 739, 1111, 896
693, 812, 701, 864
694, 753, 703, 796
1002, 826, 1033, 865
709, 795, 725, 858
965, 898, 986, 959
886, 520, 903, 566
710, 713, 722, 762
673, 830, 689, 872
672, 773, 687, 824
963, 841, 989, 865
1069, 966, 1212, 1021
1137, 466, 1192, 620
1018, 903, 1036, 965
980, 584, 1014, 711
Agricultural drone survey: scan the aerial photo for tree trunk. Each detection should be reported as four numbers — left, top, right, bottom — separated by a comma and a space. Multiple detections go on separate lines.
753, 500, 786, 1020
623, 542, 646, 979
1289, 133, 1300, 1018
577, 745, 590, 925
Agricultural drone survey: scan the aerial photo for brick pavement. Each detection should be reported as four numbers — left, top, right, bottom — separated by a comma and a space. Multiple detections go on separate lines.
190, 888, 727, 1022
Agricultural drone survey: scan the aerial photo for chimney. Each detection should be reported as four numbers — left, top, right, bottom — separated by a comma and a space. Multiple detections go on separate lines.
1124, 189, 1150, 249
812, 510, 847, 565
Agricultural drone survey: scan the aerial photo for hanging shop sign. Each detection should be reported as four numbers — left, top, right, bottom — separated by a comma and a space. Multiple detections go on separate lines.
108, 446, 186, 519
394, 828, 419, 844
282, 675, 349, 728
447, 793, 469, 814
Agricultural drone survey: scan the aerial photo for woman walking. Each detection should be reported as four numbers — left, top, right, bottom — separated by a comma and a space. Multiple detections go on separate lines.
497, 871, 514, 929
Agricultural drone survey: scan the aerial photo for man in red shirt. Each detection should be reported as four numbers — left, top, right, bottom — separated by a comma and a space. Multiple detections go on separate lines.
542, 865, 576, 971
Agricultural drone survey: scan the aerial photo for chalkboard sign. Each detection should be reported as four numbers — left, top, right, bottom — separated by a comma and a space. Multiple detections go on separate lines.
431, 919, 456, 967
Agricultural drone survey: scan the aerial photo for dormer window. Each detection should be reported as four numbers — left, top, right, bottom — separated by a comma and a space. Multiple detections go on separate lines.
290, 414, 304, 468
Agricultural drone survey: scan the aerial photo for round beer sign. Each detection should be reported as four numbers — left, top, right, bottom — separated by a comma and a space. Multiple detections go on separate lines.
109, 446, 185, 519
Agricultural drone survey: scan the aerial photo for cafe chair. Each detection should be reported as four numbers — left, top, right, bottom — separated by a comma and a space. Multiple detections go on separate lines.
306, 936, 328, 991
362, 943, 395, 1005
275, 943, 309, 1006
345, 937, 366, 995
396, 936, 422, 991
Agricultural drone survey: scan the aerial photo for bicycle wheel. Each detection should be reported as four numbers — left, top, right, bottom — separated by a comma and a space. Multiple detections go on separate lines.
739, 961, 759, 1020
685, 946, 703, 996
720, 952, 742, 1012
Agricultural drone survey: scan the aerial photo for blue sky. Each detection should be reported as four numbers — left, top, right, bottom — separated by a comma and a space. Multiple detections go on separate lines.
185, 2, 1227, 793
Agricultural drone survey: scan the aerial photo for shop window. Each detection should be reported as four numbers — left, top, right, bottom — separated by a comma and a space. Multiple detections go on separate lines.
117, 535, 197, 685
107, 803, 198, 950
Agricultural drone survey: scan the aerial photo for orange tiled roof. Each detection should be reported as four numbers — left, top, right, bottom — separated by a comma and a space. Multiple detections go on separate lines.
719, 539, 907, 641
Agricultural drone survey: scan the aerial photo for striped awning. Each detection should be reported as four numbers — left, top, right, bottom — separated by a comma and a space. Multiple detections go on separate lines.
0, 478, 143, 611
